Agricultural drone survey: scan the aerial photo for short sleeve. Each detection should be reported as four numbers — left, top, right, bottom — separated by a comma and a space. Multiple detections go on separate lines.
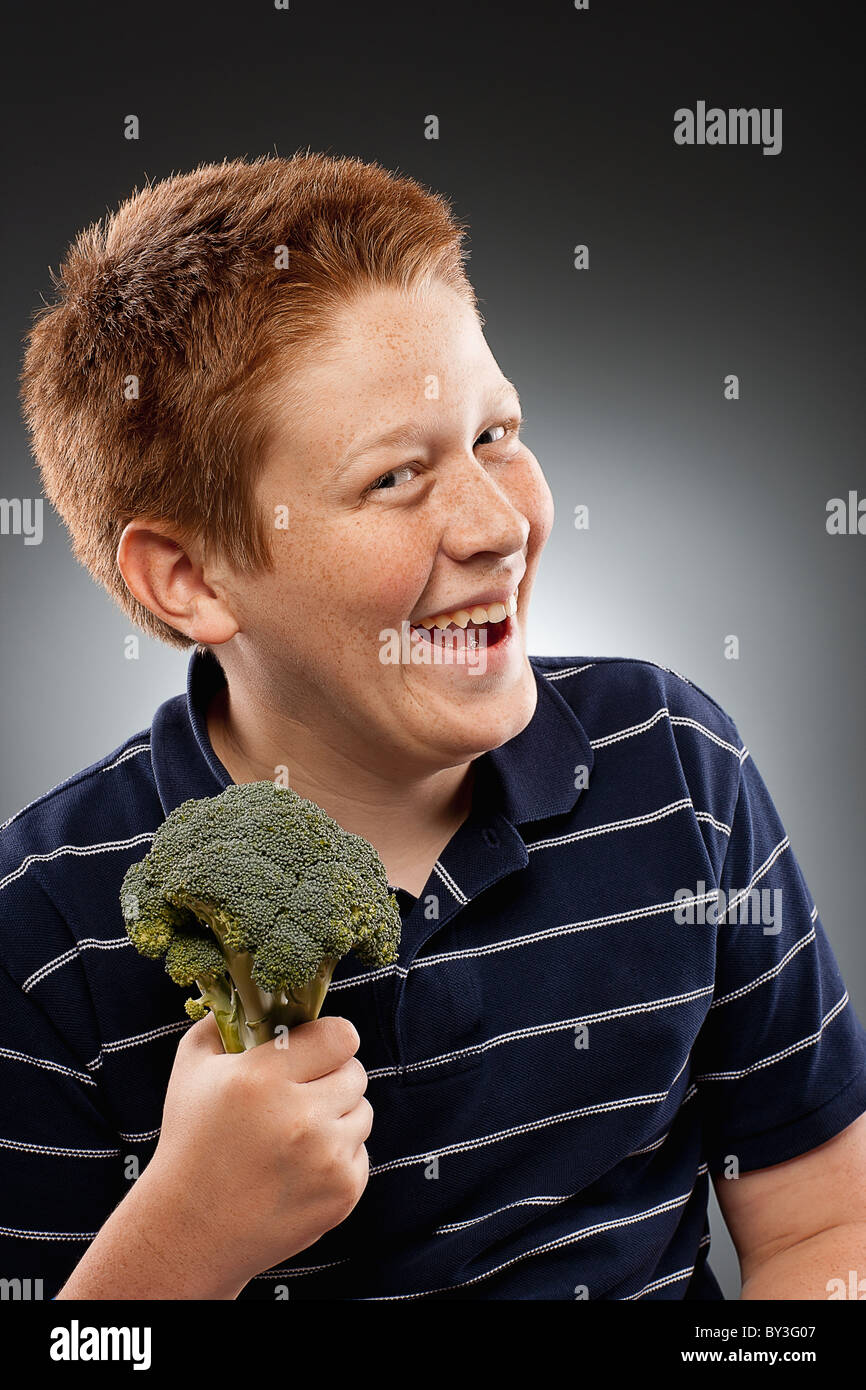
691, 744, 866, 1174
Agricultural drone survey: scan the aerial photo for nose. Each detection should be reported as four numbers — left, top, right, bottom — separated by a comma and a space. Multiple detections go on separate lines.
438, 453, 530, 563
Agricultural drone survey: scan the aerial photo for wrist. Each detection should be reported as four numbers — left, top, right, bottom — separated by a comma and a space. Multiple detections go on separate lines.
57, 1152, 249, 1301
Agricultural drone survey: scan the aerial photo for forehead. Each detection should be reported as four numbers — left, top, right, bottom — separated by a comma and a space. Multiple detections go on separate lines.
261, 284, 501, 456
316, 283, 488, 387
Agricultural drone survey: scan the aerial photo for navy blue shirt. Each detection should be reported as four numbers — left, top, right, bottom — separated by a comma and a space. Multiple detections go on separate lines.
1, 649, 865, 1299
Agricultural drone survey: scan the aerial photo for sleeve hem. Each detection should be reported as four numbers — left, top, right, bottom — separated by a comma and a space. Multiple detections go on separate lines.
706, 1062, 866, 1175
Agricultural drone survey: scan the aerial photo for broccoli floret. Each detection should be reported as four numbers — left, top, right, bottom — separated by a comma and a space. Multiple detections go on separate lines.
120, 781, 401, 1051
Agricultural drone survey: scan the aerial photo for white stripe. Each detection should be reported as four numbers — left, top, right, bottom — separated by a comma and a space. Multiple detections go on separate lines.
669, 716, 742, 758
369, 1089, 671, 1177
710, 927, 816, 1009
539, 654, 743, 739
436, 1193, 573, 1234
589, 707, 670, 749
0, 744, 151, 831
366, 984, 714, 1080
86, 1018, 191, 1070
695, 992, 850, 1081
251, 1257, 352, 1279
361, 1175, 708, 1300
527, 798, 693, 853
627, 1131, 670, 1157
23, 936, 133, 994
623, 1086, 699, 1159
623, 1264, 696, 1300
117, 1126, 162, 1143
719, 837, 790, 920
327, 961, 398, 990
542, 663, 596, 681
0, 832, 155, 895
653, 663, 692, 684
587, 705, 743, 795
0, 1046, 95, 1087
694, 811, 732, 836
0, 1225, 98, 1241
100, 744, 151, 772
0, 1135, 120, 1157
333, 886, 727, 987
432, 860, 468, 905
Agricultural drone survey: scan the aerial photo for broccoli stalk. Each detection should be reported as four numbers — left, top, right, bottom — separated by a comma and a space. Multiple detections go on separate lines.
120, 781, 402, 1053
183, 908, 341, 1051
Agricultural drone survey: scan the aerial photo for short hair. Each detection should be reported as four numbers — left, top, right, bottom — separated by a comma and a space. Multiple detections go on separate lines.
19, 151, 479, 648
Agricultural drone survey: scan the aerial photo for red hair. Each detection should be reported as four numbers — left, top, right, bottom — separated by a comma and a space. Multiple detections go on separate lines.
19, 151, 478, 647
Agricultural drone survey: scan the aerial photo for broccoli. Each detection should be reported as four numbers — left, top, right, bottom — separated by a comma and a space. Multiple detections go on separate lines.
119, 781, 401, 1052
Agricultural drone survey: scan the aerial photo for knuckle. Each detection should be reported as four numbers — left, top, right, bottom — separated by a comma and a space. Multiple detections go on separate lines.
285, 1093, 316, 1145
222, 1065, 257, 1106
322, 1146, 357, 1199
174, 1022, 199, 1057
340, 1166, 364, 1214
326, 1015, 360, 1050
353, 1148, 370, 1198
348, 1055, 368, 1090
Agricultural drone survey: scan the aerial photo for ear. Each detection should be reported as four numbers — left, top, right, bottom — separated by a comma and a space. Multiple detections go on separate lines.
116, 521, 239, 645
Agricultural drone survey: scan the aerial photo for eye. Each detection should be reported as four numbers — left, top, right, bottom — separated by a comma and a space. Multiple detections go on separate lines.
476, 415, 525, 449
363, 417, 524, 496
476, 423, 507, 446
365, 464, 419, 493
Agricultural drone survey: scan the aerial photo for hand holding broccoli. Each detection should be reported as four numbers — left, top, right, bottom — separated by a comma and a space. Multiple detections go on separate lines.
58, 1011, 373, 1298
151, 1011, 373, 1288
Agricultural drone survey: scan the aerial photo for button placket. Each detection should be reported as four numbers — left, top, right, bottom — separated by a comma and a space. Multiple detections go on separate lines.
389, 813, 529, 1082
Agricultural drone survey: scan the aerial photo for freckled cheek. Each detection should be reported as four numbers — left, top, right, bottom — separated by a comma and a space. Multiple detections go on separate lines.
281, 518, 429, 630
359, 549, 428, 623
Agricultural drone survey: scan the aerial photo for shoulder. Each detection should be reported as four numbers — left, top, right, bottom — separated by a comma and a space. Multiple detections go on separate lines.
0, 728, 158, 862
0, 728, 164, 982
529, 653, 746, 832
530, 653, 741, 745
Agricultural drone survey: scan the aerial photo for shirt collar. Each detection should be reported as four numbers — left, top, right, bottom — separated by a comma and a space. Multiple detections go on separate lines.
150, 647, 595, 827
150, 647, 231, 817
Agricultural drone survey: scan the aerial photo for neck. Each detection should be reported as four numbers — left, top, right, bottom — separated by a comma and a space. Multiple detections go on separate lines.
204, 670, 475, 887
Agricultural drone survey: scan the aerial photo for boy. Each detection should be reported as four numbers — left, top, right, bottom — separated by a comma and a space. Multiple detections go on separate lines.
6, 153, 866, 1299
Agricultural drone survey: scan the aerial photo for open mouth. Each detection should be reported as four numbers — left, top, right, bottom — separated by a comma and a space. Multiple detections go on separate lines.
410, 615, 510, 647
408, 591, 518, 650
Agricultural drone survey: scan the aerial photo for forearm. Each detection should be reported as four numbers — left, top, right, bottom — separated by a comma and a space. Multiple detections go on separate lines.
56, 1157, 247, 1300
739, 1220, 866, 1300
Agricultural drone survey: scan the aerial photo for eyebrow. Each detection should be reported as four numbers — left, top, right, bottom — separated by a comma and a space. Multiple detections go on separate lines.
334, 380, 522, 477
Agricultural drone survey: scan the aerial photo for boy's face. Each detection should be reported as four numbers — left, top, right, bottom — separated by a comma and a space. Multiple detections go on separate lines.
227, 281, 554, 769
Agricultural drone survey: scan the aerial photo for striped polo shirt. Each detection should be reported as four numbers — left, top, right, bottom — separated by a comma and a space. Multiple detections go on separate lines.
1, 648, 864, 1300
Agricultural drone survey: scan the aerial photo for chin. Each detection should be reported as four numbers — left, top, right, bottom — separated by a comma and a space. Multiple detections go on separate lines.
435, 661, 538, 757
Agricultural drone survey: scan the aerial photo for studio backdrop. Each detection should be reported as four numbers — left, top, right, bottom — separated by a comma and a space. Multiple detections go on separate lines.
1, 1, 863, 1304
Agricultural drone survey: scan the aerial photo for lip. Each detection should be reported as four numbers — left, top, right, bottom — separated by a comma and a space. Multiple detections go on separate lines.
409, 583, 521, 627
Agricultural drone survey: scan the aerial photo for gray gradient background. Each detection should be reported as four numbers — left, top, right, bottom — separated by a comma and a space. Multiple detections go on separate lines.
1, 1, 863, 1300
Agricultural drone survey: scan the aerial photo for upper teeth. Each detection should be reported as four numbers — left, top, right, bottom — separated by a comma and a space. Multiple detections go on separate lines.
413, 591, 518, 630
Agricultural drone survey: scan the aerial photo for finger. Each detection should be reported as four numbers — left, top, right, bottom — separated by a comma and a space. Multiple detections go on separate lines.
175, 1010, 225, 1057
